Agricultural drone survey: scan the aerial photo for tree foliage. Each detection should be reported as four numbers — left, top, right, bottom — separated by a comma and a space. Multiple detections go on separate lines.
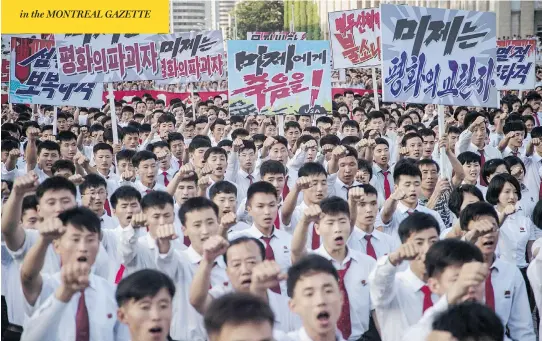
230, 0, 284, 40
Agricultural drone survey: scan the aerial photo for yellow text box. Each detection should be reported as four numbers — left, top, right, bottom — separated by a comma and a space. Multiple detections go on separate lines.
2, 0, 169, 33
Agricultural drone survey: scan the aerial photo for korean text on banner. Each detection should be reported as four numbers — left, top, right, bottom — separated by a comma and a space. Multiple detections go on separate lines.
157, 31, 226, 85
227, 40, 332, 116
380, 4, 498, 108
247, 32, 307, 40
54, 34, 162, 83
496, 39, 536, 90
9, 37, 103, 107
328, 8, 381, 69
2, 35, 53, 83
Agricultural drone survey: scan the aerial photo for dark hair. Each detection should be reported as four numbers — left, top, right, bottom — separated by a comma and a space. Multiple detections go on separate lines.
167, 132, 184, 146
231, 128, 250, 141
432, 302, 504, 341
188, 137, 212, 153
80, 174, 107, 195
398, 212, 440, 243
532, 200, 542, 230
116, 149, 136, 163
341, 119, 359, 131
1, 139, 19, 153
401, 132, 423, 147
217, 140, 232, 149
51, 159, 76, 175
298, 162, 327, 178
393, 161, 422, 184
224, 237, 265, 265
503, 120, 526, 135
210, 118, 227, 132
132, 150, 157, 168
178, 197, 219, 226
209, 181, 237, 200
416, 158, 440, 173
320, 196, 349, 218
486, 173, 522, 204
36, 176, 76, 201
459, 201, 499, 232
457, 151, 481, 166
37, 140, 60, 155
425, 239, 483, 278
260, 160, 286, 178
22, 195, 38, 214
56, 131, 77, 142
271, 135, 288, 148
204, 293, 275, 335
530, 126, 542, 139
286, 254, 339, 297
116, 269, 175, 306
320, 134, 341, 147
284, 121, 301, 132
462, 111, 485, 129
93, 142, 114, 155
141, 191, 174, 211
503, 156, 526, 177
57, 206, 101, 234
341, 135, 361, 146
110, 186, 142, 209
149, 141, 170, 153
203, 147, 228, 162
481, 159, 509, 185
448, 185, 484, 217
247, 181, 278, 205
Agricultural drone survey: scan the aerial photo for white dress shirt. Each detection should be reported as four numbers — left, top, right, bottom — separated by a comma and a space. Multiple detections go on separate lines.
374, 201, 447, 245
489, 257, 536, 341
156, 166, 176, 188
347, 227, 400, 260
1, 244, 25, 326
170, 155, 182, 172
519, 184, 538, 219
229, 225, 293, 294
455, 129, 503, 160
285, 327, 346, 341
156, 245, 228, 340
289, 201, 321, 250
401, 294, 450, 341
100, 212, 119, 230
523, 153, 542, 202
369, 256, 439, 341
313, 246, 376, 340
370, 163, 395, 208
327, 173, 361, 202
129, 179, 167, 197
225, 151, 260, 204
527, 238, 542, 340
502, 146, 523, 159
209, 285, 301, 333
95, 170, 121, 201
497, 211, 537, 268
20, 272, 130, 341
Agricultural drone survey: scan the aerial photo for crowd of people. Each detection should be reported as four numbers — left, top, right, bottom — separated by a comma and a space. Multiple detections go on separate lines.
1, 72, 542, 341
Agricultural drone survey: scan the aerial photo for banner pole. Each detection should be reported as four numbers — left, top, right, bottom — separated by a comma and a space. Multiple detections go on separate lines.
191, 87, 197, 121
371, 67, 379, 111
437, 104, 446, 178
52, 106, 58, 135
107, 83, 119, 144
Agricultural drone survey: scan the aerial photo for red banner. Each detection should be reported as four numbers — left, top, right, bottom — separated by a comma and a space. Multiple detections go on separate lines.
102, 90, 228, 106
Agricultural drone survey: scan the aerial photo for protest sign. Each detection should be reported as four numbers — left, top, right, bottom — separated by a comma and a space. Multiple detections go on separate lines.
101, 90, 227, 105
54, 34, 162, 83
157, 30, 226, 84
328, 8, 381, 68
495, 39, 536, 90
9, 37, 103, 107
380, 4, 498, 108
247, 32, 306, 40
2, 34, 52, 82
227, 40, 332, 116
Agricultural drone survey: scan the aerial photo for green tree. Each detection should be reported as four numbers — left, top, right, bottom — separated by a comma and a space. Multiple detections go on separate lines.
284, 0, 290, 31
230, 0, 284, 40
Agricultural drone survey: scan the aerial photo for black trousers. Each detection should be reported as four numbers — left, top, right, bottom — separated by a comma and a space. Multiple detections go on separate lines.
1, 296, 22, 341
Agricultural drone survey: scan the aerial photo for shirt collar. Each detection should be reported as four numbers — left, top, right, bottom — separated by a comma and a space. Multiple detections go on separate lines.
402, 266, 427, 292
184, 246, 202, 264
315, 245, 356, 267
298, 327, 345, 341
352, 226, 380, 241
396, 200, 419, 214
144, 233, 156, 250
249, 224, 275, 239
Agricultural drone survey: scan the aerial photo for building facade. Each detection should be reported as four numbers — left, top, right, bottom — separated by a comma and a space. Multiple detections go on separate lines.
169, 0, 211, 33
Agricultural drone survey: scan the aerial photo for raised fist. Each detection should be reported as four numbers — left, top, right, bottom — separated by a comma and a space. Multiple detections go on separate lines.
296, 176, 312, 191
348, 186, 365, 202
27, 127, 40, 141
202, 235, 229, 263
121, 169, 136, 182
155, 224, 178, 241
59, 261, 90, 294
250, 260, 287, 293
302, 204, 322, 223
68, 174, 85, 186
389, 242, 421, 266
13, 172, 39, 195
37, 217, 66, 242
131, 212, 147, 229
390, 188, 407, 201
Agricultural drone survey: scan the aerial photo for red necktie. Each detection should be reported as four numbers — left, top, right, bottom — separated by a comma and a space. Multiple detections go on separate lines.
260, 236, 281, 294
421, 285, 433, 313
274, 213, 281, 230
247, 174, 254, 185
485, 270, 495, 311
184, 236, 191, 247
162, 171, 169, 187
539, 180, 542, 201
145, 189, 152, 194
478, 150, 486, 186
364, 235, 377, 259
311, 224, 320, 250
104, 198, 111, 216
382, 170, 391, 199
337, 260, 352, 339
76, 291, 90, 341
282, 176, 290, 200
512, 151, 518, 157
115, 264, 125, 284
534, 114, 541, 127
